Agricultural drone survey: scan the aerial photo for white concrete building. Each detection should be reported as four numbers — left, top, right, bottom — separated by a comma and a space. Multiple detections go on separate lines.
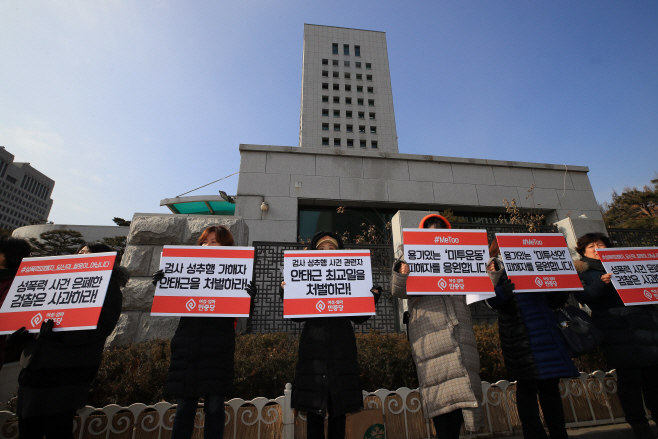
299, 24, 398, 152
0, 146, 54, 230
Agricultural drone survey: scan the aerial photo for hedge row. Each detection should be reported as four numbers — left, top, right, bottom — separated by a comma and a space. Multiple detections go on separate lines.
87, 324, 609, 407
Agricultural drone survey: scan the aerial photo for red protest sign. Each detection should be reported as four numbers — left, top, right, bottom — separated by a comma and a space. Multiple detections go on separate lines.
0, 253, 117, 334
150, 246, 254, 317
597, 247, 658, 306
496, 233, 582, 292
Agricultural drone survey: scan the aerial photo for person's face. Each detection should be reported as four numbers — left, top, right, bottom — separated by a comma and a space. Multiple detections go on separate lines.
584, 240, 607, 260
77, 246, 90, 255
317, 238, 337, 251
201, 232, 221, 246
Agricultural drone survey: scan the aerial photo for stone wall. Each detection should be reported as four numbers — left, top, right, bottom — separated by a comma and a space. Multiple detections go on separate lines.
105, 213, 249, 347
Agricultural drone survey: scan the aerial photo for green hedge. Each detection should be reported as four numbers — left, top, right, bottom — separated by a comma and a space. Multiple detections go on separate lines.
87, 324, 609, 407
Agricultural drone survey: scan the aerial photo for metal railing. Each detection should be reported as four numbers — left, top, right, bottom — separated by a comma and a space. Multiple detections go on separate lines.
606, 228, 658, 248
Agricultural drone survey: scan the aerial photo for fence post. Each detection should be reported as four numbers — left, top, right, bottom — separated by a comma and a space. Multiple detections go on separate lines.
282, 383, 295, 439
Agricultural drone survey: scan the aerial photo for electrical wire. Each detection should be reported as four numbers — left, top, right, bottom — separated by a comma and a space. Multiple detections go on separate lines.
176, 172, 239, 197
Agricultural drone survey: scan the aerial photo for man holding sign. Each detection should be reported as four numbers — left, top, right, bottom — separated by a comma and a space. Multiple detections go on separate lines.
281, 231, 381, 439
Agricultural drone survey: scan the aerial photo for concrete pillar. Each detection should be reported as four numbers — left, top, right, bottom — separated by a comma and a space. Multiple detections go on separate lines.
554, 217, 608, 259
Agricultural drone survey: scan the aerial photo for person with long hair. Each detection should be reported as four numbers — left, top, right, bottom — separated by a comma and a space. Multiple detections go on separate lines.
8, 242, 128, 439
486, 239, 576, 439
152, 225, 257, 439
391, 214, 484, 439
280, 230, 381, 439
574, 232, 658, 439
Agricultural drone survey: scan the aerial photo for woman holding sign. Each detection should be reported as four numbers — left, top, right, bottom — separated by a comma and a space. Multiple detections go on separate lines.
281, 230, 381, 439
152, 225, 257, 439
391, 214, 484, 439
575, 233, 658, 439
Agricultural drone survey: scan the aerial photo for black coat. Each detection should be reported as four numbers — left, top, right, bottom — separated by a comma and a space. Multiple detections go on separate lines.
164, 316, 236, 398
291, 315, 369, 417
575, 257, 658, 368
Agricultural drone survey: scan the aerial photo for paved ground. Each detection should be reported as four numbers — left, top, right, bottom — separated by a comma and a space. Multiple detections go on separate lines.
497, 422, 656, 439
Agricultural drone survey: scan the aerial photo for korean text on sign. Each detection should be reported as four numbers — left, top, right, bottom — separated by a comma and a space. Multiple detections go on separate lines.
496, 233, 582, 293
283, 250, 375, 318
402, 228, 494, 304
0, 252, 116, 334
151, 246, 254, 318
597, 247, 658, 306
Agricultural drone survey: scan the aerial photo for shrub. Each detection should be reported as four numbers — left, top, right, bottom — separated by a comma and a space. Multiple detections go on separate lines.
357, 331, 417, 391
473, 323, 506, 383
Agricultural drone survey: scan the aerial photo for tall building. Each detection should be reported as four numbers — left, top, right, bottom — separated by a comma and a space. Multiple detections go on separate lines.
0, 146, 54, 230
299, 24, 399, 152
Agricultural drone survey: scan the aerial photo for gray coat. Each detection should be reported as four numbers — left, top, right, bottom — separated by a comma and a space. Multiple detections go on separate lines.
392, 264, 484, 431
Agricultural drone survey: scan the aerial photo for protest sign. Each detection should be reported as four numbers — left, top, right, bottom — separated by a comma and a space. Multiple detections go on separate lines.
283, 250, 375, 318
151, 246, 254, 317
496, 233, 582, 293
402, 228, 494, 303
597, 247, 658, 306
0, 252, 117, 334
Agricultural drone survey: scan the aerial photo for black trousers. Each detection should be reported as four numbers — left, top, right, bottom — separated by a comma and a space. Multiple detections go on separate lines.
616, 365, 658, 426
18, 411, 77, 439
305, 394, 346, 439
516, 378, 568, 439
432, 409, 463, 439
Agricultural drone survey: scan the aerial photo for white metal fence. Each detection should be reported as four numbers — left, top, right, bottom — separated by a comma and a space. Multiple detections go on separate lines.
0, 370, 628, 439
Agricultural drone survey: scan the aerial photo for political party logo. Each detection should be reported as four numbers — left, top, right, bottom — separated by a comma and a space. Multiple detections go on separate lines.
316, 300, 325, 312
31, 313, 43, 328
535, 277, 544, 288
645, 290, 653, 300
185, 298, 196, 312
363, 423, 385, 439
437, 279, 447, 290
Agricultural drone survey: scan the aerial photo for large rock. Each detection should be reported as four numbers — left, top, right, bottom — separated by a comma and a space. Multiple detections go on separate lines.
105, 311, 141, 347
121, 278, 156, 311
134, 314, 180, 343
128, 214, 187, 245
182, 217, 249, 246
121, 245, 154, 277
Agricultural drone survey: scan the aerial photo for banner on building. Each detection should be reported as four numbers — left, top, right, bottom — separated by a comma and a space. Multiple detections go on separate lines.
597, 247, 658, 306
496, 233, 582, 293
402, 228, 494, 303
151, 246, 254, 317
0, 252, 117, 334
283, 250, 375, 318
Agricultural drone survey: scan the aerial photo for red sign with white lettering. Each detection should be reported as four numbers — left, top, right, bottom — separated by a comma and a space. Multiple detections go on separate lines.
597, 247, 658, 306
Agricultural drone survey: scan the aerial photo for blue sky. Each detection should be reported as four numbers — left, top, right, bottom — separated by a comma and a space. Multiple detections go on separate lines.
1, 1, 656, 225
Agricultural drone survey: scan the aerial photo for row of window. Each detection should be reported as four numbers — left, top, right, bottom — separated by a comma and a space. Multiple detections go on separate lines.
0, 181, 48, 215
322, 59, 371, 69
321, 84, 374, 94
322, 123, 377, 134
322, 138, 378, 148
333, 43, 361, 57
322, 109, 375, 119
322, 71, 373, 81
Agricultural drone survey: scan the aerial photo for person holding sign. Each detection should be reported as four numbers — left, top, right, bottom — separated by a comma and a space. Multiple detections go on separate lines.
281, 230, 381, 439
486, 239, 576, 439
391, 214, 484, 439
152, 225, 257, 439
574, 233, 658, 439
7, 242, 128, 439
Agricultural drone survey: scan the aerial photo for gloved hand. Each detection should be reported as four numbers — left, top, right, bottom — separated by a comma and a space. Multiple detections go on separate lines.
371, 286, 383, 305
495, 279, 515, 297
39, 319, 55, 340
151, 270, 165, 286
6, 327, 34, 346
245, 281, 258, 298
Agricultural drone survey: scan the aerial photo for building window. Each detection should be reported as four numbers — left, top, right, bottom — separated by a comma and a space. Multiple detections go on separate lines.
358, 111, 365, 119
334, 138, 341, 146
367, 87, 374, 93
356, 62, 361, 68
332, 60, 338, 66
322, 123, 329, 130
322, 70, 328, 77
345, 84, 351, 91
322, 59, 328, 65
333, 83, 339, 90
347, 139, 354, 147
347, 124, 353, 132
6, 176, 16, 184
369, 112, 375, 119
367, 75, 373, 81
333, 110, 340, 117
333, 96, 340, 104
366, 63, 372, 69
332, 43, 338, 54
333, 71, 339, 78
322, 83, 329, 90
358, 98, 364, 105
371, 141, 378, 149
355, 45, 360, 56
356, 73, 362, 80
360, 140, 367, 148
334, 124, 340, 131
368, 99, 375, 106
357, 85, 363, 92
370, 126, 377, 134
359, 125, 366, 133
344, 61, 350, 67
345, 97, 352, 104
344, 72, 351, 79
346, 110, 353, 118
322, 95, 329, 103
344, 44, 349, 55
322, 109, 329, 116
